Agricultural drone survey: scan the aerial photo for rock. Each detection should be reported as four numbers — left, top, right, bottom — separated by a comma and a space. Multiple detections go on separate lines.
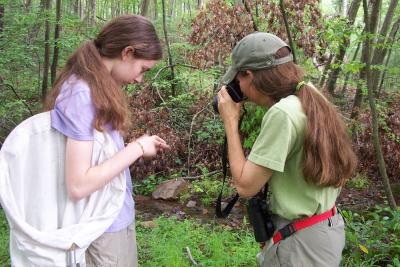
151, 178, 190, 200
141, 221, 157, 228
186, 200, 197, 208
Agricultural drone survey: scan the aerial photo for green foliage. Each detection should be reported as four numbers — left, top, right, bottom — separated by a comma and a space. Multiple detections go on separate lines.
134, 174, 167, 196
240, 104, 267, 149
0, 210, 10, 266
341, 206, 400, 267
137, 216, 259, 267
195, 119, 224, 145
1, 206, 399, 266
191, 178, 234, 207
346, 173, 370, 189
376, 101, 400, 144
322, 16, 354, 54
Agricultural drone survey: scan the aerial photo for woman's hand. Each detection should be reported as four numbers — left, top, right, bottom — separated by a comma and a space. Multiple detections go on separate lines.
132, 134, 170, 159
217, 86, 242, 126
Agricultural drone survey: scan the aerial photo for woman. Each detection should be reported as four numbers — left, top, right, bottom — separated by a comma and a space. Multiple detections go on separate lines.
46, 15, 170, 266
217, 32, 357, 267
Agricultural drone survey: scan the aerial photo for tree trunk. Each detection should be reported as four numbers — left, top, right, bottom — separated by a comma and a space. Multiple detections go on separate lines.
341, 39, 362, 94
243, 0, 258, 31
73, 0, 79, 15
318, 54, 334, 88
279, 0, 297, 63
51, 0, 62, 86
42, 0, 51, 101
197, 0, 202, 9
161, 0, 176, 96
370, 0, 399, 95
0, 4, 4, 34
362, 0, 397, 210
255, 0, 259, 17
153, 0, 158, 19
377, 42, 394, 97
169, 0, 175, 18
24, 0, 32, 10
141, 0, 150, 16
369, 0, 381, 37
26, 0, 47, 45
343, 0, 349, 16
79, 0, 83, 19
87, 0, 96, 25
326, 0, 361, 95
350, 0, 381, 120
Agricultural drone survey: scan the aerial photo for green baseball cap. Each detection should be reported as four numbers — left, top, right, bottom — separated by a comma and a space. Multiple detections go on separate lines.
221, 32, 293, 85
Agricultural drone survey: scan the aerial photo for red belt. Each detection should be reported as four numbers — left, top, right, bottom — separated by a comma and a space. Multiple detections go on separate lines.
271, 206, 337, 245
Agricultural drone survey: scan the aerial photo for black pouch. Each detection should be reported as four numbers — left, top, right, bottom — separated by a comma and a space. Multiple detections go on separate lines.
247, 184, 275, 242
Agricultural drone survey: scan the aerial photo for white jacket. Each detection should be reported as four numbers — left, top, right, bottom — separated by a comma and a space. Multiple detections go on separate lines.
0, 112, 126, 266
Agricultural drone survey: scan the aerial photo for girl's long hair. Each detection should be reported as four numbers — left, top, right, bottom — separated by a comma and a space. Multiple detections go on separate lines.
45, 15, 162, 133
249, 47, 357, 187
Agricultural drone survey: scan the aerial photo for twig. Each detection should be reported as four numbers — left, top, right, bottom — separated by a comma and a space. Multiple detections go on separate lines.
187, 103, 211, 175
185, 246, 198, 265
2, 83, 34, 116
181, 170, 221, 180
149, 63, 199, 105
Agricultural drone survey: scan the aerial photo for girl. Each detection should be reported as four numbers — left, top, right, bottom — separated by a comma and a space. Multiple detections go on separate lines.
217, 32, 357, 267
46, 15, 169, 267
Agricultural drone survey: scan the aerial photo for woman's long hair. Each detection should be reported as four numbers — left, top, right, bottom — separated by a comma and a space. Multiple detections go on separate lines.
249, 47, 357, 187
45, 15, 163, 133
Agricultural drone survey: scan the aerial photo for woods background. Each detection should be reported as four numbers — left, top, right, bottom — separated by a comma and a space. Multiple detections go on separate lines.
0, 0, 399, 266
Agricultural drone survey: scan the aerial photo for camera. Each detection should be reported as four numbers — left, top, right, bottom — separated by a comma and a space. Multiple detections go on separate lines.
212, 80, 244, 113
247, 192, 275, 242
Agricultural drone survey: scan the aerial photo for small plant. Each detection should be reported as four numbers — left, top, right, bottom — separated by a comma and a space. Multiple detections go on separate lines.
188, 165, 235, 206
134, 174, 167, 196
136, 216, 259, 267
0, 210, 11, 266
341, 206, 400, 266
346, 173, 370, 189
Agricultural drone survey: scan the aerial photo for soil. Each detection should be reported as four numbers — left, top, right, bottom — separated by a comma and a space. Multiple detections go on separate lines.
135, 181, 398, 226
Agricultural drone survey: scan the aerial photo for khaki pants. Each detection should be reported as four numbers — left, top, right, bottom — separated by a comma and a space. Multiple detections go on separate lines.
257, 213, 345, 267
86, 222, 138, 267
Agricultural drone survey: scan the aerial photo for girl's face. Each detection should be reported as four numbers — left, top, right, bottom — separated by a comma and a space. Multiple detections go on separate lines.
111, 46, 157, 86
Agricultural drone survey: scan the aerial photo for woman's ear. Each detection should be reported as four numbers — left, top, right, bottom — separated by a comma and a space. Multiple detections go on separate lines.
245, 70, 254, 80
121, 46, 135, 60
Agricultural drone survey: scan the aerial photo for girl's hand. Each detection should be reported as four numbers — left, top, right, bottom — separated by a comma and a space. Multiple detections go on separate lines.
132, 134, 170, 159
217, 86, 242, 126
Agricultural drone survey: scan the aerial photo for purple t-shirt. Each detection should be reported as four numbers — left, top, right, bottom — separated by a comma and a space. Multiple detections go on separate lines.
50, 75, 134, 232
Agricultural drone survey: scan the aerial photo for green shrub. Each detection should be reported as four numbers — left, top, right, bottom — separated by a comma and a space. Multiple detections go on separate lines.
137, 216, 259, 267
346, 173, 370, 189
341, 206, 400, 266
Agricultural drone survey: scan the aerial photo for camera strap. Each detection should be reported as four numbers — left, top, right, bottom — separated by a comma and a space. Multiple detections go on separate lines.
215, 110, 246, 218
215, 135, 240, 218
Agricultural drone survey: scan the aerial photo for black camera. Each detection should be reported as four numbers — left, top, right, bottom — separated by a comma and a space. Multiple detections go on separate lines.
247, 191, 275, 242
212, 80, 244, 113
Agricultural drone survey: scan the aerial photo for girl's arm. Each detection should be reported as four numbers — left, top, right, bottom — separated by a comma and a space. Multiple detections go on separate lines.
65, 135, 169, 201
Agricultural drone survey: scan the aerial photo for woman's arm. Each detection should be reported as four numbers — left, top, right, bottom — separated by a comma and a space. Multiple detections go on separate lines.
224, 119, 272, 198
218, 88, 272, 198
65, 135, 169, 201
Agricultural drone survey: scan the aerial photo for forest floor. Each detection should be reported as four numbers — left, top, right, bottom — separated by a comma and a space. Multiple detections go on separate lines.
134, 180, 399, 226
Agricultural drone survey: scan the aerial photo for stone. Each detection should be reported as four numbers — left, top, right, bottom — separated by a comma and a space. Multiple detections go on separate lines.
186, 200, 197, 208
141, 221, 157, 228
151, 178, 190, 200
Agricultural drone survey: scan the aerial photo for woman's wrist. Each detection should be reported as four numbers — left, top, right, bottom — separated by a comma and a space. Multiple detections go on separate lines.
224, 119, 239, 132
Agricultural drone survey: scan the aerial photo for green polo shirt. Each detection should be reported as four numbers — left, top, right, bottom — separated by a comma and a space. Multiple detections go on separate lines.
248, 95, 339, 220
